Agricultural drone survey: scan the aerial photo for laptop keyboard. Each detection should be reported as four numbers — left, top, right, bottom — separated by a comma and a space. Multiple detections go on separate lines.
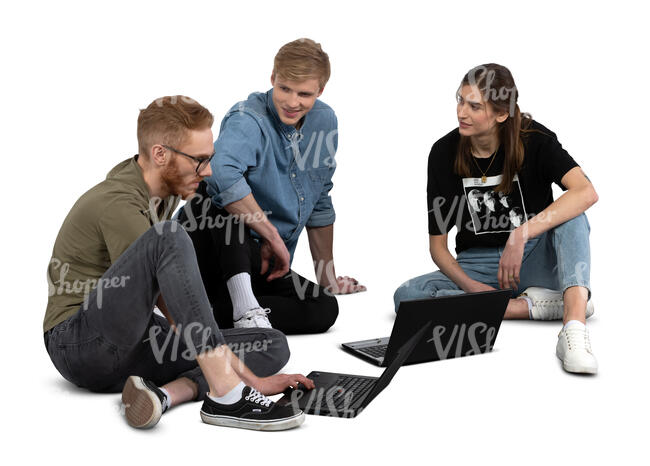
321, 375, 376, 411
357, 344, 388, 359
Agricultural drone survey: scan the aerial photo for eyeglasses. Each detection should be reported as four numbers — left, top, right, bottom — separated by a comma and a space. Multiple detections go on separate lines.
162, 144, 215, 174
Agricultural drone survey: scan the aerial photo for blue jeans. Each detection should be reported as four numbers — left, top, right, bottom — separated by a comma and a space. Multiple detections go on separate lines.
394, 214, 591, 311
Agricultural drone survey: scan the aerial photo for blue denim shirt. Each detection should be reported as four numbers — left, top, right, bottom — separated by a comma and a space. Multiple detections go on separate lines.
205, 89, 338, 263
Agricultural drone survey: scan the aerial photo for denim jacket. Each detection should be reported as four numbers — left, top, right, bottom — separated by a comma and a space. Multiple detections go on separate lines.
205, 89, 338, 262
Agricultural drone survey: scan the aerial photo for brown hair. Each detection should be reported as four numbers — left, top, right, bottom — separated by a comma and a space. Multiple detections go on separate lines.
454, 64, 532, 194
137, 96, 214, 157
273, 38, 331, 89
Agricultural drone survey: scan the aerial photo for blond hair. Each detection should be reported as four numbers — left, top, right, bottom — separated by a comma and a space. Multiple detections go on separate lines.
273, 38, 331, 89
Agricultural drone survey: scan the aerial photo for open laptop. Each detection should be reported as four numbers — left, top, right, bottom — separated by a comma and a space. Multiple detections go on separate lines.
277, 324, 431, 418
342, 289, 511, 367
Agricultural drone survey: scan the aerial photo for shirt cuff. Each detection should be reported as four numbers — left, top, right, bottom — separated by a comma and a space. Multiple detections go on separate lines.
214, 177, 252, 206
306, 208, 336, 228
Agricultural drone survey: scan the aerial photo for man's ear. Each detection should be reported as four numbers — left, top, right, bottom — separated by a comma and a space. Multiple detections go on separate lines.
317, 85, 325, 98
270, 71, 275, 86
150, 144, 167, 166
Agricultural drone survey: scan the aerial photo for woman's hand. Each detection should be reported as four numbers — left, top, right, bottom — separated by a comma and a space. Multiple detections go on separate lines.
498, 228, 527, 290
466, 280, 497, 294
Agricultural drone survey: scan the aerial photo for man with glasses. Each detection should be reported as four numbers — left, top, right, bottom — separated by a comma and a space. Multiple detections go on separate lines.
44, 96, 313, 431
179, 39, 365, 334
163, 144, 214, 173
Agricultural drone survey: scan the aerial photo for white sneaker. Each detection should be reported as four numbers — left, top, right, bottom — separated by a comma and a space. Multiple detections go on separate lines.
520, 287, 594, 321
556, 323, 598, 374
234, 307, 273, 329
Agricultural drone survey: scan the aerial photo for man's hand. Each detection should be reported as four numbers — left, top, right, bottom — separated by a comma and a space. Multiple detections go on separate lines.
307, 225, 366, 294
326, 276, 367, 295
260, 235, 290, 281
498, 228, 527, 290
225, 194, 289, 281
254, 373, 315, 395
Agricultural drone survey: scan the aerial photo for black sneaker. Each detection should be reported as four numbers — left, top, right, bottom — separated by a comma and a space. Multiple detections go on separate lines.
121, 376, 169, 429
200, 386, 304, 431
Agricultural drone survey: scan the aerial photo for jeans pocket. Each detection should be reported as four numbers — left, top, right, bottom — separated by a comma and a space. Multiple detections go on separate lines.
47, 342, 76, 385
60, 335, 120, 391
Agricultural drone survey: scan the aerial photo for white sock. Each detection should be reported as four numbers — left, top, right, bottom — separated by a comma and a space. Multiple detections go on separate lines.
227, 272, 261, 320
521, 296, 534, 319
563, 320, 586, 331
208, 381, 246, 405
159, 387, 172, 412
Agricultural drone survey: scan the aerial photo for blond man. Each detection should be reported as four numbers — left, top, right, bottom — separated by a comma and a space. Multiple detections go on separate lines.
179, 39, 365, 333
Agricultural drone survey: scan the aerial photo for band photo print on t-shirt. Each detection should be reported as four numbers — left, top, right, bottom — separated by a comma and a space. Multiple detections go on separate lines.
463, 174, 527, 235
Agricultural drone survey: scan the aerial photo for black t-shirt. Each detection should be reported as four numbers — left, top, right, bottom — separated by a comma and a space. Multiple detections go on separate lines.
427, 120, 579, 254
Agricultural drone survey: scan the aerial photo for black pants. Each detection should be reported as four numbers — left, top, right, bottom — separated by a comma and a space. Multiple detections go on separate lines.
178, 183, 339, 335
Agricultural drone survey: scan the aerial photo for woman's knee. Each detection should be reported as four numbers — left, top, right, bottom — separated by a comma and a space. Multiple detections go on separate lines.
393, 276, 435, 311
554, 213, 590, 236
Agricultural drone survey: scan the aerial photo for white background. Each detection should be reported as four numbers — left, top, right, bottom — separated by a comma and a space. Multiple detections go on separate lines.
1, 1, 648, 464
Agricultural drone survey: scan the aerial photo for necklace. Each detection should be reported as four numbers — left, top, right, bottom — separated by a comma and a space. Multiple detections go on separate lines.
471, 146, 499, 183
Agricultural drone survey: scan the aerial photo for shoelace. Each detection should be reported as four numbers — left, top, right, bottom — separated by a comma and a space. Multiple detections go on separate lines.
536, 298, 562, 305
563, 327, 593, 353
242, 308, 271, 321
530, 297, 563, 318
245, 388, 273, 407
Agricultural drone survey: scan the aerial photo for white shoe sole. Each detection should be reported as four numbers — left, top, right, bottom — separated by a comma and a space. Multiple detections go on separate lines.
556, 350, 598, 374
200, 411, 305, 431
233, 320, 273, 329
121, 376, 162, 428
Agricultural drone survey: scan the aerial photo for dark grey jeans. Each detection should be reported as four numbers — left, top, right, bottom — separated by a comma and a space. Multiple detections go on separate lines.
44, 221, 290, 401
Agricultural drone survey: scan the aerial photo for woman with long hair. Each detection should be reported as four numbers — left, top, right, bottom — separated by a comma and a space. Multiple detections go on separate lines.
394, 64, 599, 374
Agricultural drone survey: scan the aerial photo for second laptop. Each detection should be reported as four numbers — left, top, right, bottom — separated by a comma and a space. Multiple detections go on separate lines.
341, 289, 511, 367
